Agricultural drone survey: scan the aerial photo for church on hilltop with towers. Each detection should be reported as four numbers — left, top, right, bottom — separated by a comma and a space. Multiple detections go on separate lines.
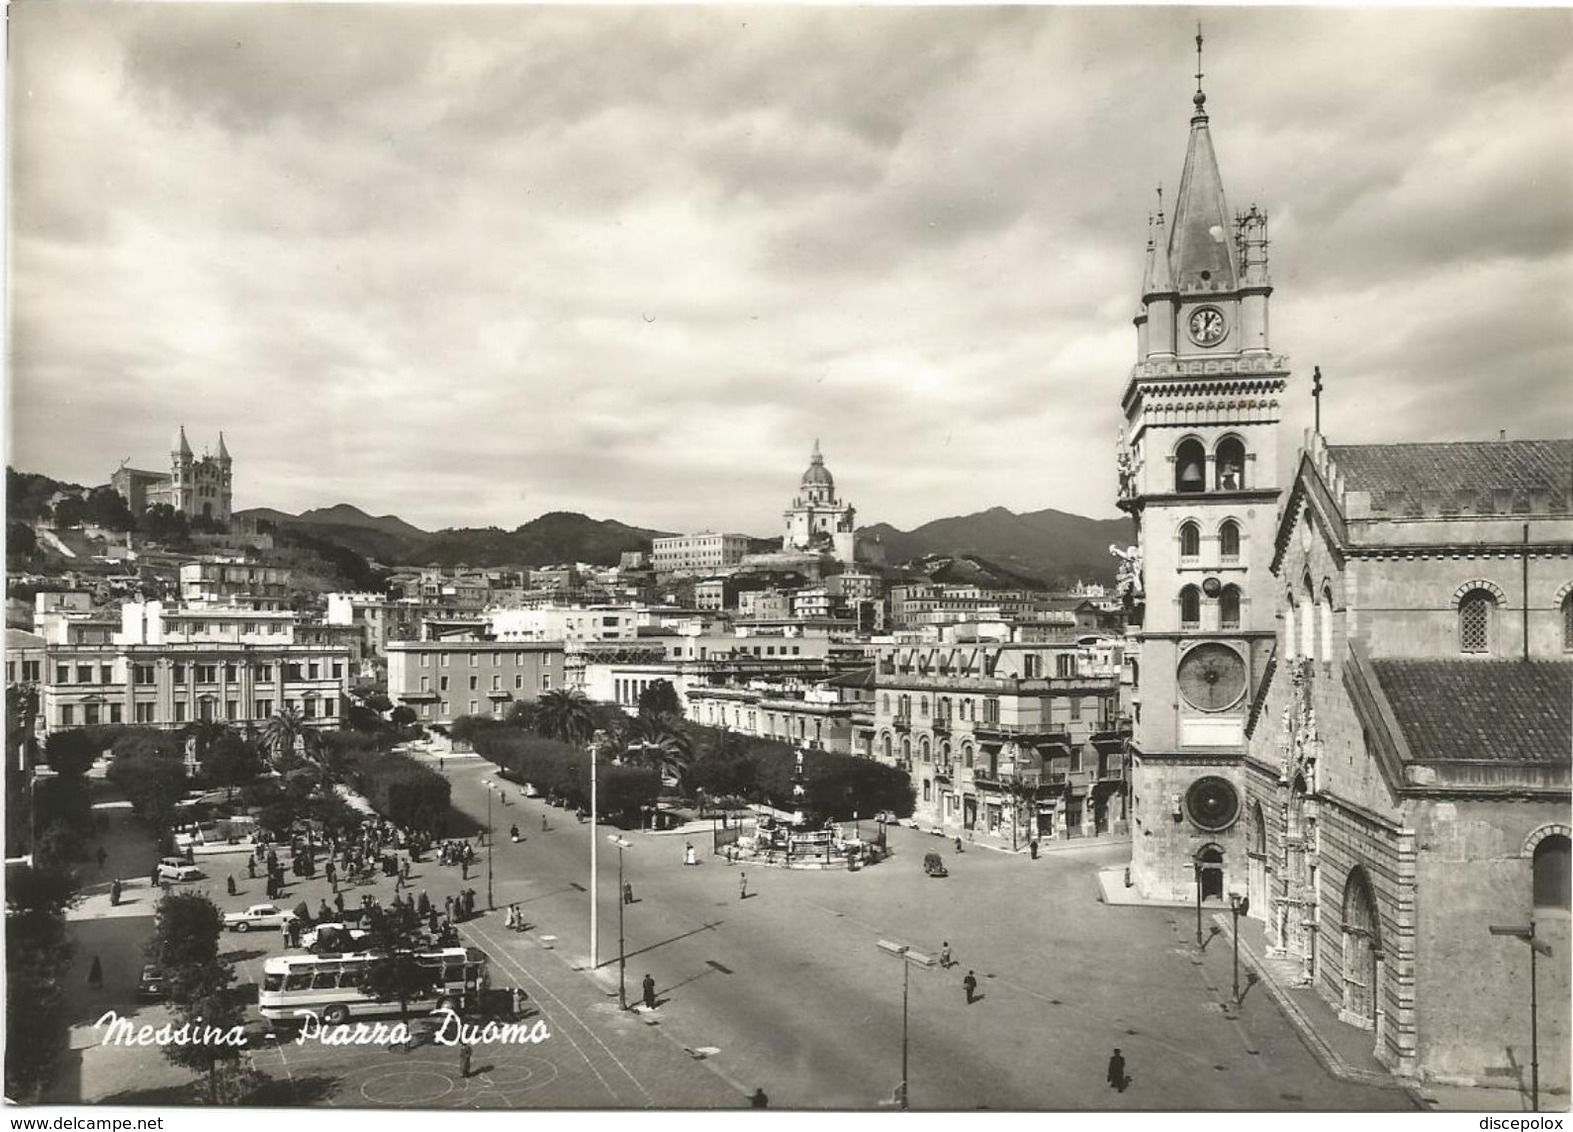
110, 425, 234, 525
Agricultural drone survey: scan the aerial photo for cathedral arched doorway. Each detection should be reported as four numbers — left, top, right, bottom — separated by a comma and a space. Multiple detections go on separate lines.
1196, 845, 1225, 902
1341, 866, 1382, 1035
202, 501, 213, 521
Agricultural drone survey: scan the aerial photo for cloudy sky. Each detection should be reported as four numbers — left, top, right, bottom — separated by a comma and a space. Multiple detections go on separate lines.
8, 5, 1571, 535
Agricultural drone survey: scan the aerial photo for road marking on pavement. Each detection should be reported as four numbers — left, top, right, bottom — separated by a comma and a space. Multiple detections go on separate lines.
462, 917, 647, 1106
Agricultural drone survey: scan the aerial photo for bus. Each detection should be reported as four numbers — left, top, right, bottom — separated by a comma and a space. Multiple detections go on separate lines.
258, 946, 489, 1026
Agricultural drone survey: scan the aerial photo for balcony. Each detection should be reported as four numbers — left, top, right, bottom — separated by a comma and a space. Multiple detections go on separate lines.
931, 717, 951, 735
892, 714, 912, 732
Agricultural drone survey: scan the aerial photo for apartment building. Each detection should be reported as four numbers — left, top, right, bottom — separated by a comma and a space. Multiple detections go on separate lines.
386, 639, 565, 726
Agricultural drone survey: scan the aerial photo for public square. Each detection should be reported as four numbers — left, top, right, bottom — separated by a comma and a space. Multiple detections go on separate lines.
61, 743, 1424, 1110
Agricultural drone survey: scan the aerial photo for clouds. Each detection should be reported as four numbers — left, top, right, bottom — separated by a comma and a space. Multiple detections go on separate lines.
8, 5, 1571, 536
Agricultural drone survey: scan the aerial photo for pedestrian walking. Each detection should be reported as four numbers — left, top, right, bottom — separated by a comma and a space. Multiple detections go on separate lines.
439, 757, 445, 772
458, 1041, 473, 1079
1030, 839, 1040, 860
461, 860, 469, 881
541, 814, 548, 832
510, 823, 520, 843
512, 986, 525, 1016
505, 904, 516, 931
247, 857, 256, 880
684, 842, 696, 866
623, 881, 633, 905
109, 878, 122, 907
739, 871, 748, 900
954, 837, 964, 854
226, 875, 237, 897
1107, 1048, 1127, 1093
511, 903, 523, 931
642, 973, 656, 1010
334, 892, 346, 916
963, 970, 978, 1005
940, 941, 952, 969
96, 846, 107, 869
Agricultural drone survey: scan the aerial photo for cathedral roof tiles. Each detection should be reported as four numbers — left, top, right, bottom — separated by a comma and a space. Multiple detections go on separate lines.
1369, 658, 1572, 766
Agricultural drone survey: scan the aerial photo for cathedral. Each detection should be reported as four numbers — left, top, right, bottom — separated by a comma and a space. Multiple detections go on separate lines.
111, 425, 233, 524
1118, 38, 1570, 1093
782, 440, 857, 561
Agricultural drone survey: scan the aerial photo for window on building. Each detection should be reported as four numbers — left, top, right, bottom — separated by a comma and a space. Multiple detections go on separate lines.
441, 654, 450, 668
99, 665, 113, 683
1534, 834, 1570, 911
59, 704, 74, 726
1069, 697, 1081, 721
76, 665, 93, 684
468, 675, 478, 691
256, 664, 273, 682
1459, 589, 1496, 654
1215, 436, 1246, 490
302, 699, 316, 720
469, 653, 478, 667
1220, 585, 1242, 630
983, 697, 999, 724
174, 702, 186, 723
469, 700, 478, 716
1179, 521, 1200, 560
83, 703, 100, 726
254, 699, 271, 718
226, 700, 238, 720
133, 664, 154, 685
1219, 520, 1240, 561
440, 676, 449, 692
308, 662, 320, 680
23, 660, 39, 682
224, 663, 238, 682
1175, 438, 1207, 493
1180, 586, 1201, 629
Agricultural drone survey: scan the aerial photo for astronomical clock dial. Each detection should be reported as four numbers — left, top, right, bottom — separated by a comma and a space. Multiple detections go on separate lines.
1185, 775, 1241, 832
1177, 643, 1248, 713
1188, 305, 1227, 346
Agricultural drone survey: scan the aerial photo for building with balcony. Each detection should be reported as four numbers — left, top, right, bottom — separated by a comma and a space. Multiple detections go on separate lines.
38, 601, 349, 734
180, 557, 292, 610
871, 640, 1127, 847
386, 640, 566, 727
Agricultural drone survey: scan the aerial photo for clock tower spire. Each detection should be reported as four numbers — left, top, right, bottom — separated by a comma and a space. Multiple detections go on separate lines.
1116, 35, 1291, 904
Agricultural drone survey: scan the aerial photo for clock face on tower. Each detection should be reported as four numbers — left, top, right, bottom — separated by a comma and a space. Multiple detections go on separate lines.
1188, 306, 1227, 347
1177, 643, 1248, 712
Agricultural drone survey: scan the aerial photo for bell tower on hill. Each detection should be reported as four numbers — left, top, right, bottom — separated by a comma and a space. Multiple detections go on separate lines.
1116, 33, 1289, 903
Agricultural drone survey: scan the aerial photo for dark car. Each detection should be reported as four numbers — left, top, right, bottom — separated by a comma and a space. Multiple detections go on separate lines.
923, 852, 949, 878
136, 965, 166, 1001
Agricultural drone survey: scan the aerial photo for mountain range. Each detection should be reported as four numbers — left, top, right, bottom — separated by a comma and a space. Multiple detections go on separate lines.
234, 502, 1132, 585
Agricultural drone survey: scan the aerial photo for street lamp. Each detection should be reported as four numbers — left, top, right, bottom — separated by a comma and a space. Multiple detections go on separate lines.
1489, 923, 1553, 1112
588, 731, 604, 970
1229, 892, 1251, 1001
1193, 861, 1204, 946
480, 780, 496, 911
608, 835, 632, 1008
875, 939, 936, 1110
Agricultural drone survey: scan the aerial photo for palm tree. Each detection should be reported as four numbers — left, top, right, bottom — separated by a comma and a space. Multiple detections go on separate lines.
264, 705, 305, 767
625, 714, 692, 787
533, 688, 597, 746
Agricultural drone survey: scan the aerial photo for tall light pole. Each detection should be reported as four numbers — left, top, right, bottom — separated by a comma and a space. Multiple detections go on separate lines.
609, 835, 631, 1008
588, 732, 603, 970
481, 780, 496, 910
876, 939, 935, 1110
1230, 893, 1250, 1001
1490, 922, 1552, 1112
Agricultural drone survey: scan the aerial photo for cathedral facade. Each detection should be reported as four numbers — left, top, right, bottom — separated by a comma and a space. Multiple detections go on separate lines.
782, 440, 857, 562
112, 425, 233, 524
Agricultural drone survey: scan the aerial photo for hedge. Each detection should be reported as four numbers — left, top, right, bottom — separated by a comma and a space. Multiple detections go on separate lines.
340, 749, 450, 836
461, 719, 657, 828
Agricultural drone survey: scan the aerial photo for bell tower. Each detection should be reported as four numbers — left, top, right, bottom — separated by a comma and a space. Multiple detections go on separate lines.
1116, 32, 1289, 903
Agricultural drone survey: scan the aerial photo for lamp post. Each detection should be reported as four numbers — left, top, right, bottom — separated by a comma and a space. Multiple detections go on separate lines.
609, 835, 631, 1008
1193, 861, 1204, 946
1229, 893, 1251, 1001
480, 780, 496, 910
588, 732, 604, 970
1489, 922, 1553, 1112
875, 939, 936, 1110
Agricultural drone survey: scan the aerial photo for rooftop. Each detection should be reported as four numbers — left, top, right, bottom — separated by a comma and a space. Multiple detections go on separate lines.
1369, 659, 1572, 765
1327, 439, 1571, 515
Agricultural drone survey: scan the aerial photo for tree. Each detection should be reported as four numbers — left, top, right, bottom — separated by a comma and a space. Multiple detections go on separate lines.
6, 521, 37, 557
637, 679, 682, 721
5, 863, 80, 1100
200, 731, 263, 800
623, 714, 692, 786
107, 752, 187, 842
149, 891, 241, 1103
138, 502, 189, 544
363, 692, 393, 714
360, 909, 431, 1025
532, 688, 596, 746
82, 486, 134, 532
162, 960, 246, 1103
264, 705, 305, 766
390, 704, 418, 729
43, 729, 100, 777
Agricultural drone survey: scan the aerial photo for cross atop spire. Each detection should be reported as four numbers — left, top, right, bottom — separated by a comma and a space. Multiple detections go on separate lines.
1193, 24, 1208, 120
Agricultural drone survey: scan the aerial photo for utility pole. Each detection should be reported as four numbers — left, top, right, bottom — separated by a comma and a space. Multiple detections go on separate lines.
609, 835, 631, 1008
876, 939, 936, 1110
589, 732, 602, 970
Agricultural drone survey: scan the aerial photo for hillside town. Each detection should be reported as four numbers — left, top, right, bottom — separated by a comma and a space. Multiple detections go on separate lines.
5, 9, 1569, 1120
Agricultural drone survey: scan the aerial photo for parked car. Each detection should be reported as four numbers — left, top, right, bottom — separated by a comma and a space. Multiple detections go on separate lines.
923, 852, 949, 878
136, 965, 166, 1001
301, 923, 369, 952
157, 857, 204, 883
223, 903, 296, 933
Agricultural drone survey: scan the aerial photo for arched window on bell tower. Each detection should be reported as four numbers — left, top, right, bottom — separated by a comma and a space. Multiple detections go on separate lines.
1175, 438, 1207, 494
1180, 585, 1201, 630
1179, 521, 1200, 561
1215, 436, 1246, 491
1219, 520, 1240, 561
